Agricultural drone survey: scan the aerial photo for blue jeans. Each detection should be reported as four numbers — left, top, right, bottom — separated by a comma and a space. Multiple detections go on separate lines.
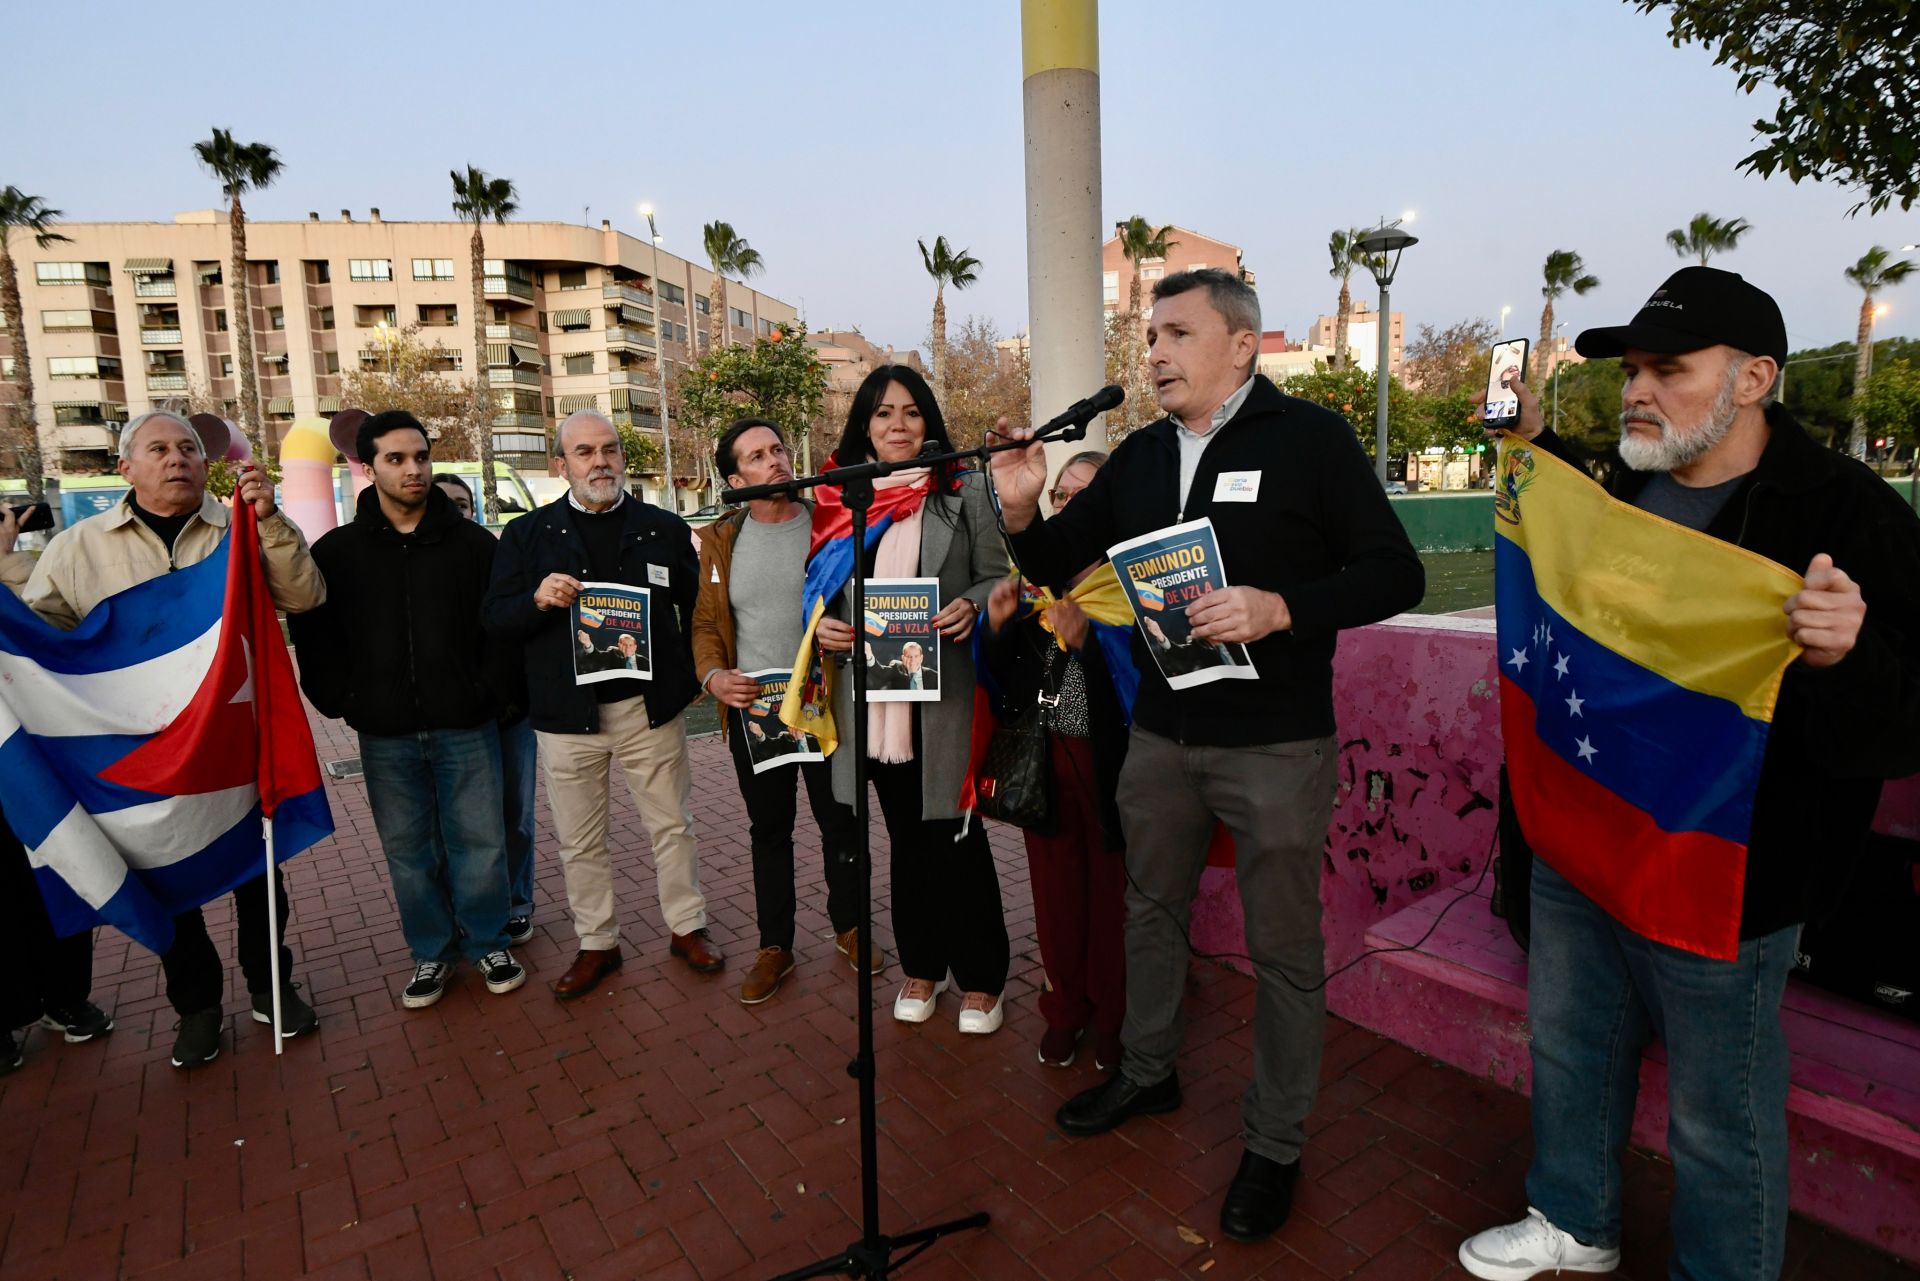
1525, 858, 1797, 1281
359, 726, 511, 963
499, 718, 538, 918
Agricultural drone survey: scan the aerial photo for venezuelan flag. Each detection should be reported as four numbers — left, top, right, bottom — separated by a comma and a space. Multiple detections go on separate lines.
1132, 577, 1166, 612
578, 604, 606, 628
1494, 435, 1802, 959
863, 609, 888, 636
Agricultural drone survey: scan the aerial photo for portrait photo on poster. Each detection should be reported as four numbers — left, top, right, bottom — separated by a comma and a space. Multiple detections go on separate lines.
861, 577, 941, 702
738, 669, 827, 773
572, 582, 652, 685
1108, 516, 1259, 690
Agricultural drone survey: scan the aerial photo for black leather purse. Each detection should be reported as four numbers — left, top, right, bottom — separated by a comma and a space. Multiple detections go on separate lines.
975, 652, 1060, 829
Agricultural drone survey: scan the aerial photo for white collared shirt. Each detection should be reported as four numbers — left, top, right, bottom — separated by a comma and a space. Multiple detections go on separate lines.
567, 487, 626, 515
1170, 376, 1256, 515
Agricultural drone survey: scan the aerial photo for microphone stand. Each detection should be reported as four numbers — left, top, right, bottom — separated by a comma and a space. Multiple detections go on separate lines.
734, 414, 1095, 1280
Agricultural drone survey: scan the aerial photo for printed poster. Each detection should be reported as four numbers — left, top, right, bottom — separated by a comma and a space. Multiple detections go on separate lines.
738, 669, 826, 773
860, 577, 940, 703
572, 583, 652, 685
1107, 517, 1258, 690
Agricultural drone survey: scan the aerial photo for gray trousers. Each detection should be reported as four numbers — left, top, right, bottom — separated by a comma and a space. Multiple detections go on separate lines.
1117, 726, 1338, 1164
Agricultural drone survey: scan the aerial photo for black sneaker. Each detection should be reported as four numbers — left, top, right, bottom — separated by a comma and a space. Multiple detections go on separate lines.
481, 951, 527, 995
505, 915, 534, 946
171, 1008, 223, 1068
2, 1029, 23, 1074
251, 982, 319, 1038
402, 961, 451, 1009
40, 1001, 115, 1044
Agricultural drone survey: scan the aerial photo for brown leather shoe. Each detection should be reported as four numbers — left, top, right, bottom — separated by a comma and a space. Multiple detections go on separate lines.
670, 929, 725, 973
553, 947, 623, 1000
835, 927, 885, 975
737, 947, 795, 1005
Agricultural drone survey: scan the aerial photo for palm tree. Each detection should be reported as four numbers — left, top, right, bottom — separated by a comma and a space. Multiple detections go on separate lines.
918, 235, 981, 407
1328, 228, 1369, 370
1114, 218, 1175, 429
701, 221, 763, 354
193, 129, 282, 458
0, 188, 68, 498
450, 166, 519, 521
1534, 250, 1600, 384
1844, 246, 1916, 457
1666, 213, 1752, 267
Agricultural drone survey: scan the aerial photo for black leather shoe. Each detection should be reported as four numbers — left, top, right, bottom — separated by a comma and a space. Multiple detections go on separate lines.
1055, 1070, 1181, 1136
1219, 1149, 1300, 1242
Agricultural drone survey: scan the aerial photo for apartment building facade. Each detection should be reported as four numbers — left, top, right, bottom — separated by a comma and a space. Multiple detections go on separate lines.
1309, 300, 1406, 379
1100, 225, 1256, 323
0, 209, 798, 474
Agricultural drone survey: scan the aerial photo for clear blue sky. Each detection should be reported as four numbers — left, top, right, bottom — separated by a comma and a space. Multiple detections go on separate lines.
10, 0, 1916, 364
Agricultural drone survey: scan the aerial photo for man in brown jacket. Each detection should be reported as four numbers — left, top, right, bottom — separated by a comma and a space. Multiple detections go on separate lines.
693, 418, 869, 1004
22, 411, 327, 1070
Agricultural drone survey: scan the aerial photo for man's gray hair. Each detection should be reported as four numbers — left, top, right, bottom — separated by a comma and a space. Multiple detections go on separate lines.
121, 410, 200, 456
1152, 268, 1262, 339
554, 408, 619, 456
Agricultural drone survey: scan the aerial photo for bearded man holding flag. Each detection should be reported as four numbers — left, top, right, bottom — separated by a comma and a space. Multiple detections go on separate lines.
9, 411, 332, 1071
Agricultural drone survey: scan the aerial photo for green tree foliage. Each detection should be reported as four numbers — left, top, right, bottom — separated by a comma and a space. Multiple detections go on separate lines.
1541, 359, 1629, 456
337, 322, 476, 456
1782, 338, 1920, 447
1403, 317, 1501, 397
1665, 212, 1752, 265
676, 324, 826, 491
1279, 366, 1419, 458
1632, 2, 1918, 215
1859, 360, 1920, 450
614, 422, 662, 477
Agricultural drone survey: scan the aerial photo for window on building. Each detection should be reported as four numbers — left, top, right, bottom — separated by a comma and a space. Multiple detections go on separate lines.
349, 259, 393, 283
307, 260, 331, 284
196, 263, 223, 287
49, 356, 104, 379
1102, 271, 1119, 306
564, 352, 594, 376
729, 307, 751, 329
694, 295, 710, 314
659, 282, 685, 305
317, 306, 333, 330
35, 262, 109, 287
321, 351, 341, 374
412, 258, 456, 282
214, 308, 230, 332
0, 357, 15, 379
219, 356, 235, 377
758, 318, 775, 336
268, 306, 286, 330
54, 404, 108, 426
256, 261, 281, 285
1140, 265, 1163, 281
557, 268, 588, 290
40, 309, 95, 332
418, 304, 458, 327
355, 305, 398, 328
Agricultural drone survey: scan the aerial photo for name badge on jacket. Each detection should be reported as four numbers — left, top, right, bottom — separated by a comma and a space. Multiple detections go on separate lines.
648, 564, 671, 587
1213, 471, 1261, 502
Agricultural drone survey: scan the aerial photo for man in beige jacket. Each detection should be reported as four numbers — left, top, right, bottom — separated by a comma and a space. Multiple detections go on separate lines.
22, 411, 327, 1069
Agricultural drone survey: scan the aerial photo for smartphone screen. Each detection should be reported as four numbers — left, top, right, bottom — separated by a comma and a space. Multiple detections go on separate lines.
10, 503, 53, 533
1484, 339, 1529, 425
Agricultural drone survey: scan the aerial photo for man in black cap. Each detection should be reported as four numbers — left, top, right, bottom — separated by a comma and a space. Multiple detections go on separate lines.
1459, 267, 1920, 1279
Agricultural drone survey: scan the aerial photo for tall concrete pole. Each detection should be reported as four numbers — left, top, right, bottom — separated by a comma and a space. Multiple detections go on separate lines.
1022, 0, 1107, 485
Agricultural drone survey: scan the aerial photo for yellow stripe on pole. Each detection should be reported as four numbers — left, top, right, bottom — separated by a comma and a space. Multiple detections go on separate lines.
1022, 0, 1099, 78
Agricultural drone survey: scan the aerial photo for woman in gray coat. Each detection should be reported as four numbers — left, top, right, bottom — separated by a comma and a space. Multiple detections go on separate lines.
812, 366, 1012, 1034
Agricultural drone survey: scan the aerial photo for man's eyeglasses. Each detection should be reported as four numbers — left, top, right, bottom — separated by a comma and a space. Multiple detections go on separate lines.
1049, 486, 1085, 506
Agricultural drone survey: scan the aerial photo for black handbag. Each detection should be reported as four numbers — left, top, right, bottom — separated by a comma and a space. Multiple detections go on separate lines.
975, 652, 1060, 829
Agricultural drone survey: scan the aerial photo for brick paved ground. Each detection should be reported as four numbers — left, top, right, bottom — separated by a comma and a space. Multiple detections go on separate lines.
2, 710, 1914, 1281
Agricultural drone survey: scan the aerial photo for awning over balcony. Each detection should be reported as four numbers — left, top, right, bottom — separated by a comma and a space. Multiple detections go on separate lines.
123, 257, 174, 275
52, 400, 101, 410
512, 344, 540, 367
618, 303, 649, 325
552, 309, 592, 330
267, 397, 295, 414
318, 396, 342, 413
486, 343, 543, 368
557, 394, 599, 414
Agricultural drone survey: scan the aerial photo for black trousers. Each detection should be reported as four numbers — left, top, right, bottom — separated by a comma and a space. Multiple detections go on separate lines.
160, 867, 293, 1016
868, 756, 1009, 995
727, 720, 862, 951
1, 809, 94, 1031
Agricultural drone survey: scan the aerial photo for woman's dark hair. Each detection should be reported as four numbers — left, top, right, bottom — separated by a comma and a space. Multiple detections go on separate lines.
715, 417, 785, 485
833, 365, 963, 498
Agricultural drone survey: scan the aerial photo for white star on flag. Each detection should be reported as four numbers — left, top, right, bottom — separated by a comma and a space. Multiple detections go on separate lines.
1576, 736, 1598, 763
1508, 647, 1530, 672
1553, 653, 1570, 680
1566, 690, 1584, 717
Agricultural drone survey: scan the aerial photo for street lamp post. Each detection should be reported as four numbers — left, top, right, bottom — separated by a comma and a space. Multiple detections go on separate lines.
1500, 304, 1511, 337
1358, 218, 1419, 487
639, 202, 675, 510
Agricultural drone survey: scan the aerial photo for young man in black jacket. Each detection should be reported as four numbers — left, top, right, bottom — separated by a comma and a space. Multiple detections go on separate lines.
290, 411, 524, 1009
483, 410, 719, 999
992, 268, 1426, 1242
1457, 269, 1920, 1280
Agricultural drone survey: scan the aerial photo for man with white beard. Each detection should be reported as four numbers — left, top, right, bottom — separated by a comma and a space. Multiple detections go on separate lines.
1459, 267, 1920, 1280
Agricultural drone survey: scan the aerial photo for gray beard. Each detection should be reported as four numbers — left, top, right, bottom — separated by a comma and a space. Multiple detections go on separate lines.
1616, 364, 1742, 472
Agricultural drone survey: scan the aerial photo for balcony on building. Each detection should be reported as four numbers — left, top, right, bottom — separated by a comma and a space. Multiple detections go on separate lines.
488, 366, 542, 388
490, 411, 545, 432
484, 321, 538, 346
604, 324, 657, 351
125, 258, 177, 298
602, 281, 656, 313
483, 260, 535, 303
417, 303, 459, 329
486, 341, 543, 370
138, 303, 183, 346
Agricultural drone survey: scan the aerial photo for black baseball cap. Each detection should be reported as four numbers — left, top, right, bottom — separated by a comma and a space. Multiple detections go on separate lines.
1575, 266, 1787, 366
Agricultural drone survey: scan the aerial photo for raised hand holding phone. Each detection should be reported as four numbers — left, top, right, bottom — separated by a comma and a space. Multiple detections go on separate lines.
1482, 339, 1530, 428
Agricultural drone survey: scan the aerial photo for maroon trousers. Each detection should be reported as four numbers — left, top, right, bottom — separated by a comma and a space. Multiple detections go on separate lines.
1023, 735, 1127, 1042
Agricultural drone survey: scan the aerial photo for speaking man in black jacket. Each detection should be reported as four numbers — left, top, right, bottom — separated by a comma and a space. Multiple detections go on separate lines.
290, 411, 526, 1011
1458, 269, 1920, 1281
483, 410, 720, 999
993, 268, 1425, 1242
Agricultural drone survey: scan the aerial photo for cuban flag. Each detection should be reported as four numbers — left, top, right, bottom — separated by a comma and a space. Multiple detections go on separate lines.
1493, 435, 1801, 959
0, 499, 334, 955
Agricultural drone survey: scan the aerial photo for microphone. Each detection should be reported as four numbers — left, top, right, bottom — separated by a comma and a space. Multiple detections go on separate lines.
1033, 384, 1124, 441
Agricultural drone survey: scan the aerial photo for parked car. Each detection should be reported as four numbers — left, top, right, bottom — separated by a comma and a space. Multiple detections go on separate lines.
1384, 481, 1409, 495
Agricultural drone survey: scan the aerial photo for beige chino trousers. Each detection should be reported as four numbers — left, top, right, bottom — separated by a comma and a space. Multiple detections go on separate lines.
537, 695, 705, 950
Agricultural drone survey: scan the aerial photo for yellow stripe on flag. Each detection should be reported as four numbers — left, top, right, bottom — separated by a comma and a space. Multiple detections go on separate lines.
778, 597, 838, 756
1026, 562, 1134, 650
1493, 433, 1803, 720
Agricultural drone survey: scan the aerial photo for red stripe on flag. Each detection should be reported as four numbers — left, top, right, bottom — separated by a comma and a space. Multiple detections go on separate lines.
1502, 678, 1748, 960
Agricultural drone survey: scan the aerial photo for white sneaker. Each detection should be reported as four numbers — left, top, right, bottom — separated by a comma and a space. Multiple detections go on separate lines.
956, 992, 1004, 1035
1458, 1208, 1620, 1279
892, 973, 950, 1023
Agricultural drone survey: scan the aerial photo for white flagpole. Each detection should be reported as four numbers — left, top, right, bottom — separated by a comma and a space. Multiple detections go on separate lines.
265, 813, 283, 1052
